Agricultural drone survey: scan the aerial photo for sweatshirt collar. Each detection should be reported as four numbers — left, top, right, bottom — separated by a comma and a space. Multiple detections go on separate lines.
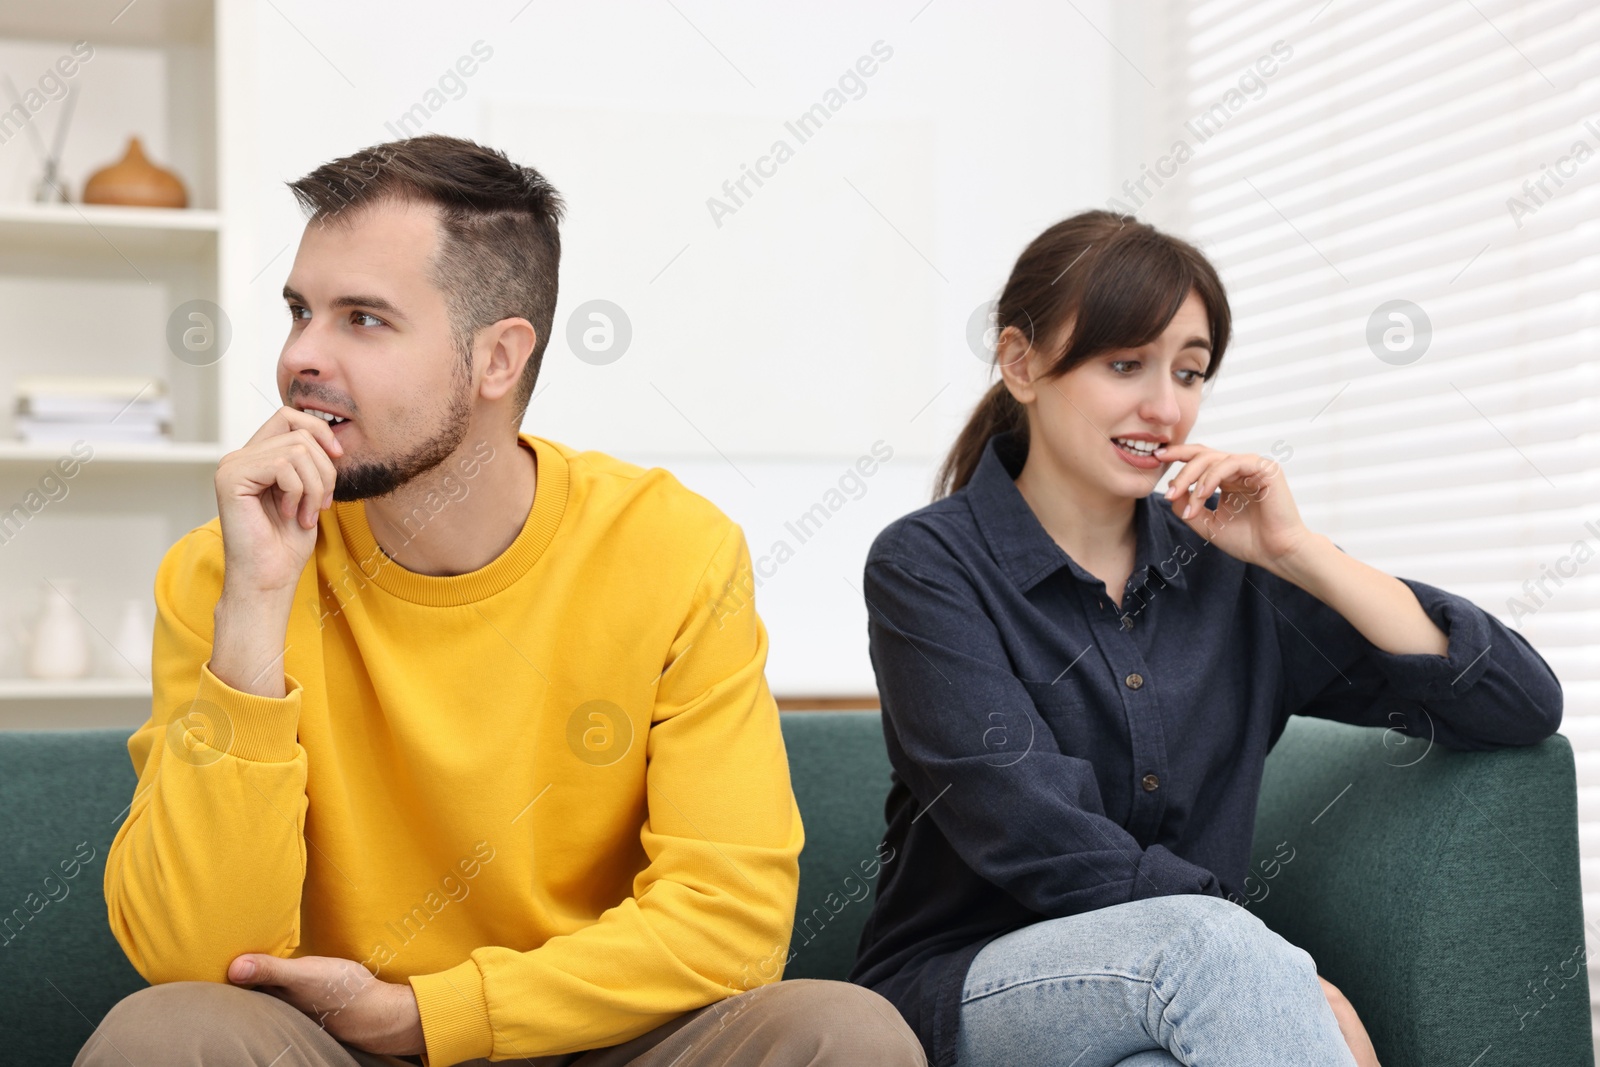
331, 433, 569, 607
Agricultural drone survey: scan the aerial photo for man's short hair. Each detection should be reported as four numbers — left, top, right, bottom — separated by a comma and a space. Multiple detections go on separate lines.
286, 135, 565, 421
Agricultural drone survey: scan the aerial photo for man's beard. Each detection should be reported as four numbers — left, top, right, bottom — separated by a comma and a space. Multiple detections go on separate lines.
332, 359, 473, 502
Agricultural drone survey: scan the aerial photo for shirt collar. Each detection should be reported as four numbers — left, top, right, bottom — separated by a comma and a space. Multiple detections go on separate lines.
964, 428, 1189, 595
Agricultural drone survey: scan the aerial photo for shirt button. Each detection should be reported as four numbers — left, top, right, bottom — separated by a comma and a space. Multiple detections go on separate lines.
1124, 673, 1144, 690
1120, 614, 1134, 631
1142, 773, 1160, 792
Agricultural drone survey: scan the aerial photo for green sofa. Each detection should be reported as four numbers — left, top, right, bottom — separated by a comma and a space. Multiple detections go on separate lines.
1, 714, 1590, 1065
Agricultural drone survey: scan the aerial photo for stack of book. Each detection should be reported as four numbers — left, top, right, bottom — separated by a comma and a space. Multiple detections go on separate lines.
13, 376, 173, 445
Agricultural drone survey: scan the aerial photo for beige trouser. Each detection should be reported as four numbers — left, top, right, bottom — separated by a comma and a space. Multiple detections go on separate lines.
72, 977, 927, 1067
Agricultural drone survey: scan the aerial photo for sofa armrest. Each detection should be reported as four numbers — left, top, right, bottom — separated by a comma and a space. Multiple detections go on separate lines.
0, 728, 148, 1065
1250, 715, 1593, 1067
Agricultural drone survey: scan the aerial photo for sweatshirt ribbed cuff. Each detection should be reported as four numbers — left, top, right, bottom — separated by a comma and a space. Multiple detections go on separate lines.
193, 661, 303, 762
410, 958, 492, 1067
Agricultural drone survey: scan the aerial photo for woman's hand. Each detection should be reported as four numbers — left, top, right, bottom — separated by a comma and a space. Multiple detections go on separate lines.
1320, 976, 1381, 1066
1155, 442, 1310, 570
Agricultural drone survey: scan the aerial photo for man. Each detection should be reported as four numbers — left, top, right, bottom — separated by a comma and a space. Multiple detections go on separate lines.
76, 135, 924, 1067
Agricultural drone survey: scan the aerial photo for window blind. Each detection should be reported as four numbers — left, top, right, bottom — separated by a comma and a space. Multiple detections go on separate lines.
1157, 0, 1600, 1048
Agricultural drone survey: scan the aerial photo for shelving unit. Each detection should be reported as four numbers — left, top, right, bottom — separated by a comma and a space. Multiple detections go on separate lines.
0, 440, 225, 465
0, 678, 148, 700
0, 0, 254, 727
0, 202, 222, 256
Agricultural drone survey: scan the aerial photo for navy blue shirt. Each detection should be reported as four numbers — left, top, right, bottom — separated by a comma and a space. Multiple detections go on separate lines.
847, 429, 1564, 1067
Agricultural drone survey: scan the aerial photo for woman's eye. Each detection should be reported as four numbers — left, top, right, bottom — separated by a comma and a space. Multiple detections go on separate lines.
1111, 359, 1202, 384
351, 311, 384, 328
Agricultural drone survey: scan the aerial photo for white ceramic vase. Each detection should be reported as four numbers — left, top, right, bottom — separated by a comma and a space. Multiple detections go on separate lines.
106, 599, 152, 680
28, 580, 91, 680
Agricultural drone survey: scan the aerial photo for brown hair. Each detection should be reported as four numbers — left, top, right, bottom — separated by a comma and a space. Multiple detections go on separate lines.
286, 134, 565, 421
935, 210, 1231, 499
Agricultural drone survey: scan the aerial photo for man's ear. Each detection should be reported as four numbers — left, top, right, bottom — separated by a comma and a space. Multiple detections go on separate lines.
475, 318, 538, 403
995, 325, 1038, 405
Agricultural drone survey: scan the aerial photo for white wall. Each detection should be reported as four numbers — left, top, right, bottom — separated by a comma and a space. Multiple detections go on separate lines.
233, 0, 1120, 695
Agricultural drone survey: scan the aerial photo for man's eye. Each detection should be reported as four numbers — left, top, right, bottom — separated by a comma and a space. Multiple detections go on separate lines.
287, 304, 309, 321
351, 312, 384, 328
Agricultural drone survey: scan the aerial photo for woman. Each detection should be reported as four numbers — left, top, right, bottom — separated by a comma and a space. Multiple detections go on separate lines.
847, 211, 1563, 1067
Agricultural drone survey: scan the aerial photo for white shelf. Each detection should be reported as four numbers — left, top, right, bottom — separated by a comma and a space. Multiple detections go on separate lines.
0, 0, 212, 48
0, 678, 149, 699
0, 440, 225, 465
0, 202, 221, 230
0, 202, 221, 257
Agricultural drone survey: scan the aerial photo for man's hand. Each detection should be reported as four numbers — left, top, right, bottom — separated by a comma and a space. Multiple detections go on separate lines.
215, 406, 344, 598
227, 952, 425, 1056
1320, 976, 1380, 1067
208, 406, 343, 698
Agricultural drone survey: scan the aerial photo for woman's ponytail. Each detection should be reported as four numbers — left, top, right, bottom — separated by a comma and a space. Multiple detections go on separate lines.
933, 380, 1025, 499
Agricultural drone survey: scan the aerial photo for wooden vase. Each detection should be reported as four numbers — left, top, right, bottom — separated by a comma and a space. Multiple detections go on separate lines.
82, 136, 188, 209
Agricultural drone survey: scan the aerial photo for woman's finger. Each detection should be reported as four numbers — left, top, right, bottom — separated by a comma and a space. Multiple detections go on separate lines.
1162, 447, 1217, 499
1196, 454, 1259, 508
1177, 452, 1266, 518
1174, 458, 1229, 516
1153, 441, 1204, 461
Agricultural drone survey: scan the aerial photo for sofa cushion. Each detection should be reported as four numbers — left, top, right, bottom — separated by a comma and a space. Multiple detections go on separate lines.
779, 711, 894, 982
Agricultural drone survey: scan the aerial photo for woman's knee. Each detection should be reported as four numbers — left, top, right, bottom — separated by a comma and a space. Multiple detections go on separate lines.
1149, 894, 1316, 981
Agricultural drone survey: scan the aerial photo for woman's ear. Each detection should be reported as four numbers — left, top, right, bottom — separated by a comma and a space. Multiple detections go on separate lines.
996, 325, 1038, 405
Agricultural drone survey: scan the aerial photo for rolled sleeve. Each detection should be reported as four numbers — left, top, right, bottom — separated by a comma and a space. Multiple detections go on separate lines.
1263, 565, 1563, 751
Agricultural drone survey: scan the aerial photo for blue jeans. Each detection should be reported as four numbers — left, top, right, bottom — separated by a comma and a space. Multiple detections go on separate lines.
956, 895, 1358, 1066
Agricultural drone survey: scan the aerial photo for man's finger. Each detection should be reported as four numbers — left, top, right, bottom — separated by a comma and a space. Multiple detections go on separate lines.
244, 405, 344, 458
229, 953, 291, 986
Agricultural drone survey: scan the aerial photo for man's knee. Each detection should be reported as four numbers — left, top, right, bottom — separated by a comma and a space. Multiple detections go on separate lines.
756, 979, 926, 1065
75, 982, 303, 1065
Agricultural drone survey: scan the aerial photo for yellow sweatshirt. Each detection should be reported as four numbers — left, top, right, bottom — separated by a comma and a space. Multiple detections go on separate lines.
104, 432, 805, 1066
